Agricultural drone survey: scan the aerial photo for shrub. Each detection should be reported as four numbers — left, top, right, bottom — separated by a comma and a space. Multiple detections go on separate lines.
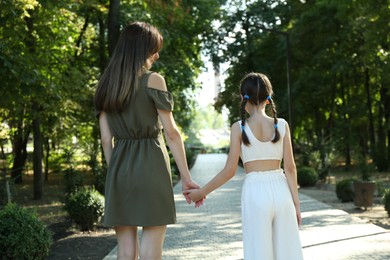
297, 167, 318, 187
376, 180, 386, 197
383, 189, 390, 217
64, 186, 105, 231
0, 203, 52, 259
336, 179, 355, 202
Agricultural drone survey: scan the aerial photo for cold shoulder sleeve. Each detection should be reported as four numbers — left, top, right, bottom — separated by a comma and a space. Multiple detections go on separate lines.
147, 88, 174, 111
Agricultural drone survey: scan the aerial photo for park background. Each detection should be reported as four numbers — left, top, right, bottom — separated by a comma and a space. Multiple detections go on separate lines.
0, 0, 389, 259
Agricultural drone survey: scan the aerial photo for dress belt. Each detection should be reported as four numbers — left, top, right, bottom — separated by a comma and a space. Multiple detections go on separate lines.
115, 136, 160, 140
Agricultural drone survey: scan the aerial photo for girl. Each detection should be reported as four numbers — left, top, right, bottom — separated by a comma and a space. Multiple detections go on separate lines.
186, 72, 303, 260
94, 22, 202, 260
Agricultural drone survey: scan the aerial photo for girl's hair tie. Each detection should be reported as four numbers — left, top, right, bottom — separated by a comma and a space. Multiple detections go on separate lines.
274, 124, 278, 129
266, 95, 272, 101
243, 95, 250, 100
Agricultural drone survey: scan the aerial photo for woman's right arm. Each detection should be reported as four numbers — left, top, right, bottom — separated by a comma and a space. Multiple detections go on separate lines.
148, 73, 202, 205
158, 109, 192, 182
99, 112, 113, 166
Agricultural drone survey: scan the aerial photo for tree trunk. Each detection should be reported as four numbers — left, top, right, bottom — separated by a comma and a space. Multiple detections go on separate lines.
73, 14, 90, 59
378, 79, 390, 165
108, 0, 120, 57
387, 130, 390, 164
377, 103, 387, 171
364, 68, 376, 159
0, 140, 5, 160
32, 104, 43, 199
378, 82, 390, 170
44, 137, 50, 181
98, 13, 107, 72
25, 10, 43, 199
11, 122, 29, 184
11, 135, 27, 183
340, 75, 351, 170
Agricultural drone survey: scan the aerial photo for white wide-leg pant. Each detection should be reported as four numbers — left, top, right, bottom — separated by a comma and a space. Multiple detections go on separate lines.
241, 170, 304, 260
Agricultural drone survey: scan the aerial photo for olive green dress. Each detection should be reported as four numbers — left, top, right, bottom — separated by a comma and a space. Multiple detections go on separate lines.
100, 71, 176, 227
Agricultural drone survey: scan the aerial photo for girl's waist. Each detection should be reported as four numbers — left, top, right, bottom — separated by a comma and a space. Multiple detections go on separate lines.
245, 169, 285, 181
246, 168, 283, 175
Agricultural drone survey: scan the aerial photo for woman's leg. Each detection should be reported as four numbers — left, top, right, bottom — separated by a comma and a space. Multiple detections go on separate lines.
114, 226, 139, 260
139, 225, 167, 260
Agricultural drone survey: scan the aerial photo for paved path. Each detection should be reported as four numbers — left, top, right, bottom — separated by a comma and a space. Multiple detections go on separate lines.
104, 154, 390, 260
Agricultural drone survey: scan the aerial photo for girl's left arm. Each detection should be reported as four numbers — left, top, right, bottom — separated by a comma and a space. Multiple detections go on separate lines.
187, 122, 242, 202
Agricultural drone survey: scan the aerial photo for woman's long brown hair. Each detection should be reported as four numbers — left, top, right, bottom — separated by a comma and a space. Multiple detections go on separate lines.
94, 22, 163, 113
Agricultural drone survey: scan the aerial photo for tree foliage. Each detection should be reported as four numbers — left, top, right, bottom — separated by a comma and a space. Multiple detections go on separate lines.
0, 0, 225, 197
214, 0, 389, 174
2, 0, 387, 197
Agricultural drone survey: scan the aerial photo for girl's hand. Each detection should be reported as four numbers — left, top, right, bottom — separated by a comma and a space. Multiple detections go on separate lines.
295, 206, 302, 227
182, 180, 205, 207
182, 179, 200, 204
194, 197, 205, 208
186, 189, 206, 205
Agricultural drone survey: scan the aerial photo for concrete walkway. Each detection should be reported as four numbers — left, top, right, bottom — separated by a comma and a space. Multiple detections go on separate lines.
104, 154, 390, 260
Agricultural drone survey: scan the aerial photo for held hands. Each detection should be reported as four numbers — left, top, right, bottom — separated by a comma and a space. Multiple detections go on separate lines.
182, 179, 206, 208
185, 189, 205, 205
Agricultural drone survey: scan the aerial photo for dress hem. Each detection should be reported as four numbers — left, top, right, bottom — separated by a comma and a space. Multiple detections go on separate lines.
103, 219, 177, 228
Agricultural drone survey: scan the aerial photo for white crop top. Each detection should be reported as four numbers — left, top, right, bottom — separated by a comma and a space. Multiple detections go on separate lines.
240, 118, 286, 163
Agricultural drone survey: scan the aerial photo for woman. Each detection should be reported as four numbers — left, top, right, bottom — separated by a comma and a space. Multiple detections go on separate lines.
186, 72, 303, 259
94, 22, 202, 260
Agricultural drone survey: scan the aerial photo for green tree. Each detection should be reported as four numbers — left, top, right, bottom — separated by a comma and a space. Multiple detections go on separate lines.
1, 0, 227, 198
214, 0, 389, 175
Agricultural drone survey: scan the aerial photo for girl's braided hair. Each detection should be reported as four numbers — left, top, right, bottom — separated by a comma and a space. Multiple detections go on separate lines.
240, 72, 280, 146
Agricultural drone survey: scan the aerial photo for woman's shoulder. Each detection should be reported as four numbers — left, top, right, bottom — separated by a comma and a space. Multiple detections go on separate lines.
147, 71, 167, 91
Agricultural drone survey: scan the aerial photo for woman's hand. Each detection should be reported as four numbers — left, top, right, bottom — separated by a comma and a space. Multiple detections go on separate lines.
182, 180, 205, 207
